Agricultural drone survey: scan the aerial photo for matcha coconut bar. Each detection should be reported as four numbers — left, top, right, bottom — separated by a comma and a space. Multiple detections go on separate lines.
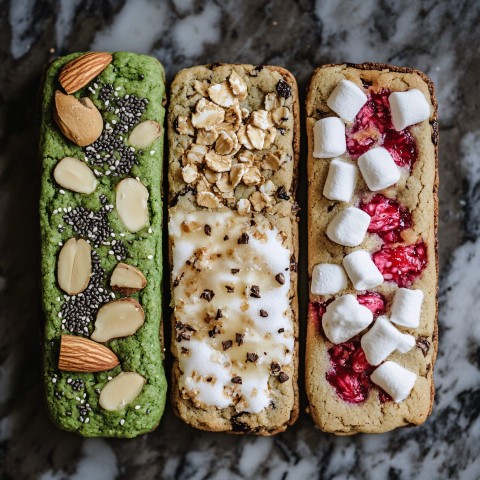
39, 52, 167, 437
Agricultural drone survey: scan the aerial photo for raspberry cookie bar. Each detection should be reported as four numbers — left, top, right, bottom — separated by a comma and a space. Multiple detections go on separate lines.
306, 63, 438, 434
168, 64, 299, 434
39, 52, 167, 437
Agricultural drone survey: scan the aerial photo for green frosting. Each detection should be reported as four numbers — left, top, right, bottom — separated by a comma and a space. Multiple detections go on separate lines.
39, 52, 167, 437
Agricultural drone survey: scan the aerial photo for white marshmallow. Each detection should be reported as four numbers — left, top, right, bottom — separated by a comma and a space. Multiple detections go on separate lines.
371, 361, 417, 403
322, 294, 373, 344
327, 79, 368, 123
389, 89, 430, 131
323, 159, 358, 202
342, 250, 384, 290
313, 117, 346, 158
311, 263, 348, 295
361, 316, 415, 366
390, 288, 424, 328
326, 207, 370, 247
358, 147, 401, 191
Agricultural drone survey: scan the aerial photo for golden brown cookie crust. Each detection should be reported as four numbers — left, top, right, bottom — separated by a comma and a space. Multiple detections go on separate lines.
305, 63, 438, 434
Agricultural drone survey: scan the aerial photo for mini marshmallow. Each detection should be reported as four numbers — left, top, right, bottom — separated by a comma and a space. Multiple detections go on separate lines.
371, 361, 417, 403
327, 80, 368, 123
311, 263, 348, 295
358, 147, 401, 191
343, 250, 383, 290
323, 159, 358, 202
361, 316, 415, 366
326, 207, 370, 247
313, 117, 346, 158
389, 89, 430, 131
322, 294, 373, 344
390, 288, 424, 328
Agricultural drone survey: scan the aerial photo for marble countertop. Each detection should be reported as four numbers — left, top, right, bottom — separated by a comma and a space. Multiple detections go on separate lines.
1, 0, 479, 478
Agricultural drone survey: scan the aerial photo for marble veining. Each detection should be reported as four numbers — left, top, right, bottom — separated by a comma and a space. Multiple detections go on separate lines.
1, 0, 480, 479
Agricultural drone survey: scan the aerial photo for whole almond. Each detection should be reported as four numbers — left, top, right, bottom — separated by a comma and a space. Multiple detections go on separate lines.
58, 335, 119, 372
53, 91, 103, 146
59, 52, 112, 94
128, 120, 162, 148
110, 263, 147, 295
91, 298, 145, 342
116, 177, 149, 232
53, 157, 97, 194
57, 238, 92, 295
99, 372, 146, 411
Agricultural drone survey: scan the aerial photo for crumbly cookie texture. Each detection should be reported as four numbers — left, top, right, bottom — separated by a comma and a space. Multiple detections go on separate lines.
168, 64, 299, 435
306, 63, 438, 435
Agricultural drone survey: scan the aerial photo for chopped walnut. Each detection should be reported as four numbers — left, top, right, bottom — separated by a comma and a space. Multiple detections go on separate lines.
246, 124, 267, 150
215, 129, 238, 155
205, 151, 232, 173
242, 166, 262, 186
176, 115, 195, 136
237, 198, 251, 215
229, 71, 248, 100
262, 151, 281, 170
272, 107, 290, 126
264, 92, 282, 111
230, 163, 245, 187
197, 191, 221, 209
196, 128, 219, 146
193, 79, 210, 97
184, 144, 208, 165
181, 164, 198, 184
208, 82, 237, 108
251, 110, 273, 130
191, 98, 225, 129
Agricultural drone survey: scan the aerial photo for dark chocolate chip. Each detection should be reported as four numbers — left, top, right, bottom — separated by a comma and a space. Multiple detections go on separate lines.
278, 328, 284, 333
231, 268, 239, 274
250, 285, 261, 298
275, 273, 285, 285
290, 254, 297, 272
291, 202, 300, 213
246, 352, 259, 363
226, 285, 234, 293
231, 376, 242, 384
276, 186, 290, 200
200, 289, 215, 302
236, 333, 244, 346
208, 325, 221, 338
260, 309, 268, 318
270, 362, 281, 374
215, 309, 223, 319
416, 336, 431, 357
278, 372, 289, 383
222, 340, 233, 351
224, 235, 229, 241
238, 232, 249, 244
204, 224, 211, 236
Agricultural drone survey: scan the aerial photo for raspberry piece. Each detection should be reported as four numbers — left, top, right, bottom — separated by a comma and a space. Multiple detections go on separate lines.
360, 194, 412, 243
372, 242, 428, 287
383, 128, 416, 168
357, 291, 386, 317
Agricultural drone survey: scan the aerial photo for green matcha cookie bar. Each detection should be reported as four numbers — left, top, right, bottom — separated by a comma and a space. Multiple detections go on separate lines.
39, 52, 167, 437
306, 63, 438, 434
168, 64, 300, 435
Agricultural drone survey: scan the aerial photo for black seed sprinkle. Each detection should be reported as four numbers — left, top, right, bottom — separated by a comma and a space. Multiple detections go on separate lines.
237, 232, 249, 244
68, 379, 85, 392
246, 352, 259, 363
222, 340, 233, 351
270, 362, 281, 374
275, 273, 286, 285
200, 289, 215, 302
236, 333, 244, 346
276, 79, 292, 99
260, 309, 268, 318
250, 285, 261, 298
204, 224, 211, 236
278, 372, 289, 383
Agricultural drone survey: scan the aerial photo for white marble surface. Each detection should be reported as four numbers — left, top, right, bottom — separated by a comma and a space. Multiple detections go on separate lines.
1, 0, 480, 478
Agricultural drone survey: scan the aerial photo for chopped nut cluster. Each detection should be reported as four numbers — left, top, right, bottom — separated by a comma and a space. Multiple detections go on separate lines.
175, 69, 293, 213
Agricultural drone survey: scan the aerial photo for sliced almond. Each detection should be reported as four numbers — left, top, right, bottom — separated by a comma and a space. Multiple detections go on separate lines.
205, 151, 232, 173
197, 191, 221, 209
99, 372, 146, 411
110, 263, 147, 295
59, 52, 112, 94
272, 106, 290, 125
116, 178, 149, 233
53, 157, 97, 194
91, 298, 145, 342
58, 335, 119, 372
229, 71, 248, 100
251, 110, 273, 130
129, 120, 162, 148
192, 98, 225, 129
176, 115, 194, 136
242, 166, 262, 186
207, 82, 237, 107
181, 164, 198, 184
246, 124, 267, 150
57, 238, 91, 295
53, 91, 103, 146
